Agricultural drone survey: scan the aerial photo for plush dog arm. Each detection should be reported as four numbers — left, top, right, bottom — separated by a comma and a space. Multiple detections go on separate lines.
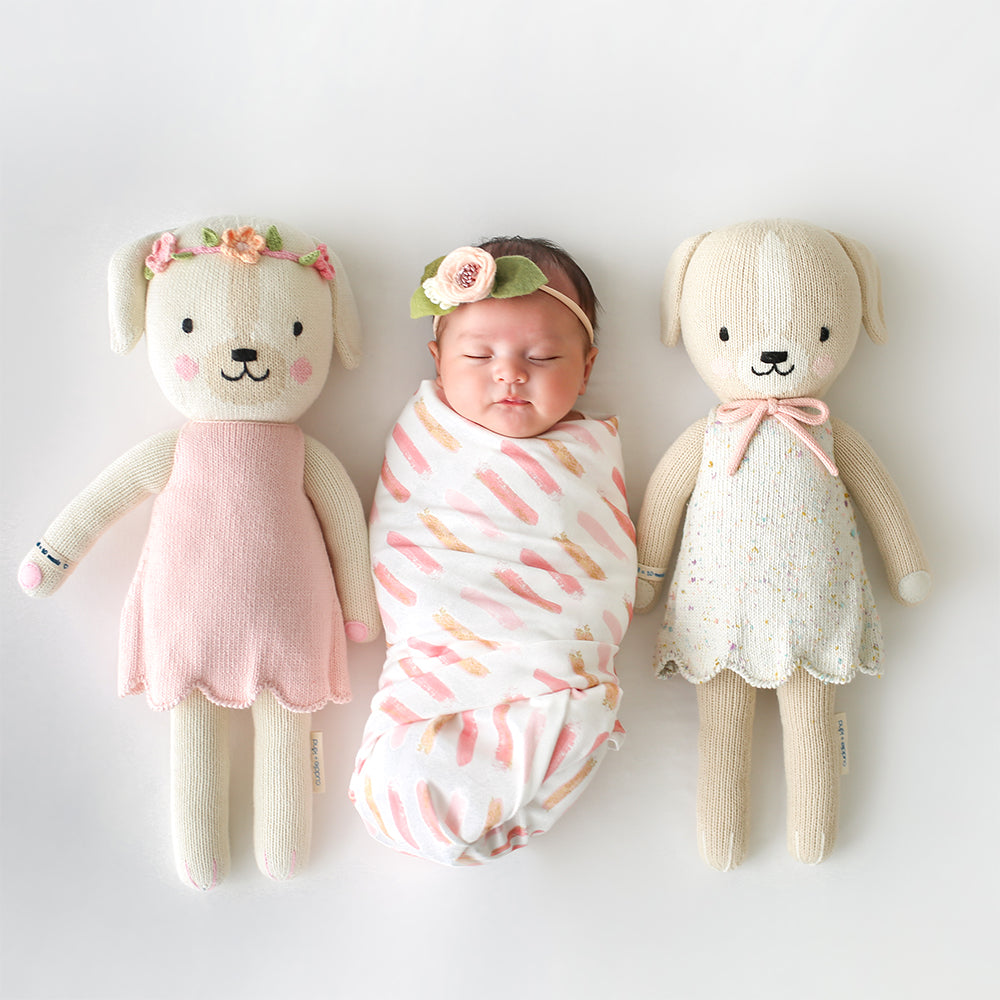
303, 435, 380, 640
634, 417, 706, 614
18, 431, 178, 598
831, 418, 931, 605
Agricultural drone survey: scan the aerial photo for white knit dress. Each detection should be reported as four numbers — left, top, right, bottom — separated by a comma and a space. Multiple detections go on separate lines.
655, 406, 882, 688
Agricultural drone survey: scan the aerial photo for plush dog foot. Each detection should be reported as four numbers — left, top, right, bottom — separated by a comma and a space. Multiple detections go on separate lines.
788, 822, 836, 865
255, 839, 306, 881
698, 824, 747, 872
178, 851, 228, 891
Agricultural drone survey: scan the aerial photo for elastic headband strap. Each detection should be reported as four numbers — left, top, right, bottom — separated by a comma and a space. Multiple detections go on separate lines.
432, 284, 595, 342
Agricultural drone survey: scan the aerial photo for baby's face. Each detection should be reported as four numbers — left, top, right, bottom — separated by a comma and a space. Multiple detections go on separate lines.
428, 281, 597, 438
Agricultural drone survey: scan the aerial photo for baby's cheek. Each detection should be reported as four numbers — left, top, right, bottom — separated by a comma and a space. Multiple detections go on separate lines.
711, 355, 734, 377
174, 355, 200, 381
290, 357, 313, 385
811, 354, 836, 378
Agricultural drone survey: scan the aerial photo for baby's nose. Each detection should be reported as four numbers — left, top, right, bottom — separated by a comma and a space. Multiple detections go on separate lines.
495, 359, 527, 383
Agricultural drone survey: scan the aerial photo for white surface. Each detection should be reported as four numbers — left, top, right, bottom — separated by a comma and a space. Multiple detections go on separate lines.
2, 2, 996, 998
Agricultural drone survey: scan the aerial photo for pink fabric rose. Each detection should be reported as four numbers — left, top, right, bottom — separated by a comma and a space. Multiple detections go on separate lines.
145, 232, 177, 274
313, 243, 336, 281
220, 226, 266, 264
422, 247, 496, 309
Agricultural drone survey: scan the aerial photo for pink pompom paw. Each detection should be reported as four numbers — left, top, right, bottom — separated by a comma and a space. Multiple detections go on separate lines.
19, 543, 71, 598
344, 621, 371, 643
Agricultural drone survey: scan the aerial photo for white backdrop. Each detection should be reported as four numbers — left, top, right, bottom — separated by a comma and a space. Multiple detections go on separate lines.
2, 2, 997, 998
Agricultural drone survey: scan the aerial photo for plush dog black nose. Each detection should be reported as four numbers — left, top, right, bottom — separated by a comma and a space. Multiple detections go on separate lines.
232, 348, 258, 363
760, 351, 788, 364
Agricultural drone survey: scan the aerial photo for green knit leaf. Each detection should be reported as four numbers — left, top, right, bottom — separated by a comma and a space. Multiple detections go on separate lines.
202, 228, 221, 247
297, 249, 320, 267
144, 265, 154, 280
265, 226, 283, 251
491, 256, 547, 299
172, 251, 194, 259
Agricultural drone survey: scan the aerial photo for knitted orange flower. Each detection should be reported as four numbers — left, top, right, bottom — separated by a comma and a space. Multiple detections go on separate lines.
220, 226, 266, 264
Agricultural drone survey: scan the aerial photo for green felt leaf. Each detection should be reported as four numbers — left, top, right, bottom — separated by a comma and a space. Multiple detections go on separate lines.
410, 286, 454, 319
297, 250, 320, 266
420, 256, 446, 283
491, 256, 547, 299
202, 228, 221, 247
265, 226, 283, 251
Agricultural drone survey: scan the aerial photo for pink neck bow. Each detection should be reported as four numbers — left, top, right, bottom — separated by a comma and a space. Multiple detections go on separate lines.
716, 397, 838, 477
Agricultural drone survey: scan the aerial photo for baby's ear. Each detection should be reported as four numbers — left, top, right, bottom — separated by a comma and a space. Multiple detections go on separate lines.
661, 232, 709, 347
829, 230, 887, 344
109, 231, 163, 354
327, 248, 363, 369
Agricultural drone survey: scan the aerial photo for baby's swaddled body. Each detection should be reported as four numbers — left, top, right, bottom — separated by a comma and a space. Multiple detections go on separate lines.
350, 382, 636, 864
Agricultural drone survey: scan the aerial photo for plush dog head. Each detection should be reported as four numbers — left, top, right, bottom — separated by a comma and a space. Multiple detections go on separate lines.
108, 216, 361, 422
661, 219, 885, 402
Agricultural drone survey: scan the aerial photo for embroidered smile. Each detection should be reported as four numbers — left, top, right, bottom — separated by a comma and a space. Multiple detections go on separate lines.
222, 348, 270, 382
752, 351, 795, 377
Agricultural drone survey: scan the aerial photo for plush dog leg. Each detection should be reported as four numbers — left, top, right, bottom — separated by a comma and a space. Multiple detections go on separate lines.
170, 691, 230, 890
696, 670, 756, 871
777, 668, 838, 864
252, 691, 311, 880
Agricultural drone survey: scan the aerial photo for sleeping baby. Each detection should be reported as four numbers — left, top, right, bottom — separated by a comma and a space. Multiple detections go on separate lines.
349, 238, 636, 864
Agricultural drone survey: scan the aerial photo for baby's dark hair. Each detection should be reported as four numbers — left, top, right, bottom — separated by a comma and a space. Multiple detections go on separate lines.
477, 236, 600, 335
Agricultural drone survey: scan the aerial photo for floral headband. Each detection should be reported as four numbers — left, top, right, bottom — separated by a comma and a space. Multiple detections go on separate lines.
411, 246, 594, 342
144, 225, 335, 281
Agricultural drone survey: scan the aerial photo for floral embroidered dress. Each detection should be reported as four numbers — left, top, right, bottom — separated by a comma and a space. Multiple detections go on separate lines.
119, 421, 347, 711
655, 406, 881, 688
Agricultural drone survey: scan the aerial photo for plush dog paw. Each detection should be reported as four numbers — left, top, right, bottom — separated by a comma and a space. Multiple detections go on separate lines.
897, 570, 932, 605
18, 542, 72, 598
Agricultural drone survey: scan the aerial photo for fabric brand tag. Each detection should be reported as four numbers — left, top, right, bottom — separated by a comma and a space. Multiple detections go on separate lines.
834, 713, 849, 775
309, 731, 325, 793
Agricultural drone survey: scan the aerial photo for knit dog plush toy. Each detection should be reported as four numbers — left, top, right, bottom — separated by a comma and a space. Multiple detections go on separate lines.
17, 216, 379, 890
635, 219, 930, 870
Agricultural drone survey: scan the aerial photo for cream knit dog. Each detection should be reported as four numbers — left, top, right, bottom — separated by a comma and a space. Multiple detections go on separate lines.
18, 216, 379, 889
636, 219, 930, 869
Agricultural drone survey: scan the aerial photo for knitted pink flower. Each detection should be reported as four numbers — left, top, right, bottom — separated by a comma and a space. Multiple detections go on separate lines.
220, 226, 266, 264
145, 233, 177, 274
313, 244, 336, 281
422, 247, 496, 309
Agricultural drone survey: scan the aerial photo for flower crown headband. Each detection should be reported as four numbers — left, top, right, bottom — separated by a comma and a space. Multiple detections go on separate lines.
143, 225, 336, 281
411, 246, 594, 343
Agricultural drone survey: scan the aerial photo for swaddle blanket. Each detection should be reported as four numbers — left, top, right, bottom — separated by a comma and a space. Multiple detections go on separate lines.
350, 382, 636, 864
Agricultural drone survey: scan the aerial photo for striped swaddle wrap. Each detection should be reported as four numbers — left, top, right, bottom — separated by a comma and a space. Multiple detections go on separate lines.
350, 382, 636, 864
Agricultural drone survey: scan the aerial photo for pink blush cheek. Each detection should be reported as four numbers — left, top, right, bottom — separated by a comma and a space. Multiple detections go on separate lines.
175, 355, 200, 381
711, 356, 734, 377
811, 354, 836, 378
291, 357, 313, 385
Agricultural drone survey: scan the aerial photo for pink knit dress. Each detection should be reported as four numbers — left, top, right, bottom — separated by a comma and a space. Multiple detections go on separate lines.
119, 421, 347, 712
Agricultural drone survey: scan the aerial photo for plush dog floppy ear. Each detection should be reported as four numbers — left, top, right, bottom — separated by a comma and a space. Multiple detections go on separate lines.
327, 247, 362, 370
661, 232, 709, 347
108, 231, 162, 355
829, 230, 887, 344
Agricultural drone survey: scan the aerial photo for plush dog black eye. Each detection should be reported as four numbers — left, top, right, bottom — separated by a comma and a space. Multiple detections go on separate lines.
182, 318, 193, 333
293, 321, 303, 337
820, 326, 830, 342
719, 327, 730, 342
